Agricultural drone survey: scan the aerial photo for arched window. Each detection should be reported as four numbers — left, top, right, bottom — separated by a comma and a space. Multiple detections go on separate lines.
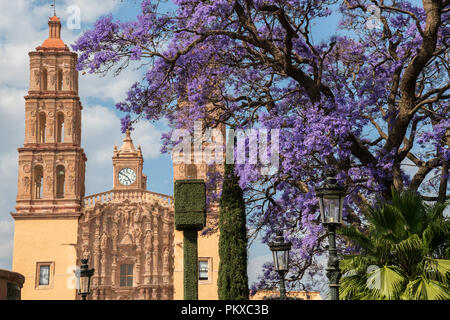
186, 164, 197, 179
33, 165, 43, 199
38, 112, 46, 144
57, 69, 63, 91
41, 69, 48, 91
56, 113, 64, 143
56, 165, 65, 199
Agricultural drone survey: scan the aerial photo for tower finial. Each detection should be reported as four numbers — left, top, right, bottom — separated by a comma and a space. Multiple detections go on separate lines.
51, 0, 56, 16
119, 129, 137, 153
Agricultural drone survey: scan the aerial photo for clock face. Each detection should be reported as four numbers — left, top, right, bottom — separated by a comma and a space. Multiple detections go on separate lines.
118, 168, 136, 186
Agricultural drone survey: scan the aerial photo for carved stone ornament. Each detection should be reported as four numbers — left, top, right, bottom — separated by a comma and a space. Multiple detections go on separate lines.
49, 71, 56, 86
101, 232, 108, 249
67, 162, 75, 173
22, 177, 31, 190
68, 176, 75, 193
76, 199, 174, 300
45, 176, 52, 191
64, 70, 71, 86
23, 163, 31, 174
33, 69, 40, 86
45, 162, 52, 173
48, 120, 54, 137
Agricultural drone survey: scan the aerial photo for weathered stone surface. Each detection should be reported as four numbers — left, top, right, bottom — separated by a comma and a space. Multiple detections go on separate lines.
77, 198, 174, 300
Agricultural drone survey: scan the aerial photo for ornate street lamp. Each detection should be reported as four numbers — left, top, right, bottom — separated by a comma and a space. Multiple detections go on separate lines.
269, 231, 291, 299
75, 259, 95, 300
315, 169, 346, 300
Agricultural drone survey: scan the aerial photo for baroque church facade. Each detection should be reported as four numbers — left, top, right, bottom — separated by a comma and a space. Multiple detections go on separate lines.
11, 15, 221, 300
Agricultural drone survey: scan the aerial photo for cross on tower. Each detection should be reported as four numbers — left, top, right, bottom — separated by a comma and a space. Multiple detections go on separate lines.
50, 0, 56, 16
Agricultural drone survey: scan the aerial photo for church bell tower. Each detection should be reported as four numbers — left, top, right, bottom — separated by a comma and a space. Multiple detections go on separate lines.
12, 15, 87, 300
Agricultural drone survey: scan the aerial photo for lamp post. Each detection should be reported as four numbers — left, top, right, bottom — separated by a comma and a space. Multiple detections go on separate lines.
269, 231, 291, 299
315, 169, 346, 300
75, 259, 95, 300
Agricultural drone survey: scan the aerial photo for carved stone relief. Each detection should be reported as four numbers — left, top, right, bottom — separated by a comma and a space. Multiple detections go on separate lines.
33, 69, 40, 86
77, 199, 174, 300
48, 119, 54, 137
49, 70, 56, 87
45, 176, 52, 192
23, 163, 31, 174
22, 177, 31, 193
68, 176, 75, 193
64, 69, 71, 87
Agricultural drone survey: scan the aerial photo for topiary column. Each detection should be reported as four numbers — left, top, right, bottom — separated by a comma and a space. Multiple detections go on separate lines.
218, 164, 249, 299
174, 179, 206, 300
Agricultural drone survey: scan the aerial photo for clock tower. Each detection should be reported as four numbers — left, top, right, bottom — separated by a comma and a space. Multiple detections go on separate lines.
11, 15, 87, 300
112, 130, 147, 190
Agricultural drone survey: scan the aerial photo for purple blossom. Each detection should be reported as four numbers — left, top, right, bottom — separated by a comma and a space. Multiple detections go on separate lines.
73, 0, 449, 292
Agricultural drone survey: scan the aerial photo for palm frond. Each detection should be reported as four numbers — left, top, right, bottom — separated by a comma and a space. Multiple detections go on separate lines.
406, 277, 450, 300
390, 188, 426, 235
423, 258, 450, 280
366, 265, 405, 299
338, 225, 372, 250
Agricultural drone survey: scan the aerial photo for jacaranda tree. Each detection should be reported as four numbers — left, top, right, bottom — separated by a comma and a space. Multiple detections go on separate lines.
73, 0, 449, 291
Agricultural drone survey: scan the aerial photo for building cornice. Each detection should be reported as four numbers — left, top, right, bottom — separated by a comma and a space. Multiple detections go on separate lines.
10, 212, 81, 220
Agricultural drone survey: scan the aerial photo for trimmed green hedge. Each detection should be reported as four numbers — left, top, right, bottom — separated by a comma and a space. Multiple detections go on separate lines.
174, 179, 206, 230
218, 164, 249, 300
183, 229, 198, 300
174, 179, 206, 300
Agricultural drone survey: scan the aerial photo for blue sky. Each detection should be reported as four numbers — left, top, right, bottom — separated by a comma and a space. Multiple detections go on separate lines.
0, 0, 427, 295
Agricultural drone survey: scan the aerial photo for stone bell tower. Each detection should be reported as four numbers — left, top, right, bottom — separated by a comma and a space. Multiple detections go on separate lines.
12, 15, 87, 300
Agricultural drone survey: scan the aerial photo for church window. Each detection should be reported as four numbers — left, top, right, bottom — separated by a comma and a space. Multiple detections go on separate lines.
41, 69, 48, 91
36, 262, 54, 289
119, 264, 133, 287
56, 113, 64, 143
39, 265, 50, 285
56, 165, 65, 198
33, 165, 43, 199
38, 112, 46, 143
199, 259, 210, 281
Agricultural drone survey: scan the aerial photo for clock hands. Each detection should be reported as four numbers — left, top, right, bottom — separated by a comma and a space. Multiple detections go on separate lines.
119, 173, 130, 184
119, 171, 134, 185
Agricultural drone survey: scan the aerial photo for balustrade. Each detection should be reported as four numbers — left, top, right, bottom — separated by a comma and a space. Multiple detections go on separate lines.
83, 189, 173, 208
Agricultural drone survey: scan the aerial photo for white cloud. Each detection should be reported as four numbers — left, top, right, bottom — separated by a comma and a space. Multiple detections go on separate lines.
61, 0, 120, 24
82, 104, 163, 195
79, 67, 142, 104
